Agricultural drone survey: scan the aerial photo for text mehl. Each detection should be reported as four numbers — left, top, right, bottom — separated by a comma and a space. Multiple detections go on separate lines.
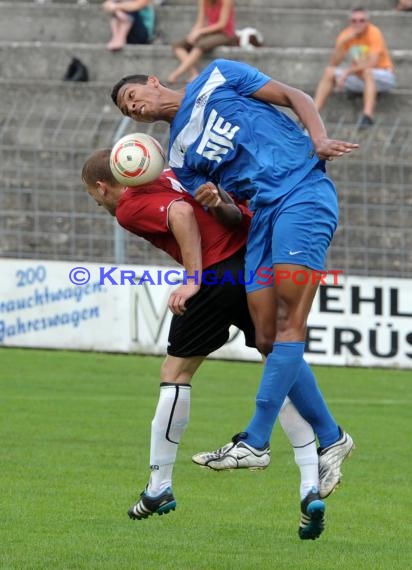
317, 284, 412, 317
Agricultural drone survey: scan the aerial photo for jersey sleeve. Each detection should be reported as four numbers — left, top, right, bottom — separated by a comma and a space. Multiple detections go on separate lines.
236, 201, 253, 222
116, 192, 182, 235
213, 58, 271, 97
170, 166, 210, 197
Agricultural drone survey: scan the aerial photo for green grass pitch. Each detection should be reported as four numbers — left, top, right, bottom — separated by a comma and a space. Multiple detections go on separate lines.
1, 348, 411, 569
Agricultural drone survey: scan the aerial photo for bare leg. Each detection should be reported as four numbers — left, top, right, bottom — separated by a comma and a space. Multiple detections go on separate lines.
106, 14, 132, 50
160, 354, 204, 383
247, 286, 277, 357
107, 17, 120, 50
171, 46, 199, 82
360, 68, 377, 118
168, 46, 204, 84
313, 66, 336, 111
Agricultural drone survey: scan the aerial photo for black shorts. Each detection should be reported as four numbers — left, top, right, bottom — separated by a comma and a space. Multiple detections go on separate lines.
167, 248, 256, 358
127, 12, 150, 45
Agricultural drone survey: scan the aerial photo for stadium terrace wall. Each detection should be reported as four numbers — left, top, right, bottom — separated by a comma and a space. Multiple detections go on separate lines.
1, 259, 411, 369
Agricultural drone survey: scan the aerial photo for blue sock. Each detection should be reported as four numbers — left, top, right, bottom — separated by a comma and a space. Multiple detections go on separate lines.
243, 342, 305, 449
288, 360, 340, 448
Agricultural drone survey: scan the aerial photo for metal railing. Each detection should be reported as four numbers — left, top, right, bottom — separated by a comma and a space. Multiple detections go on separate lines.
0, 100, 411, 277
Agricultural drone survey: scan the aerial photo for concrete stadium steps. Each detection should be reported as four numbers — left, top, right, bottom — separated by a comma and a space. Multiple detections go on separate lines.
1, 3, 410, 275
0, 222, 170, 266
330, 178, 412, 276
0, 3, 410, 50
157, 8, 411, 50
328, 247, 412, 278
0, 80, 116, 114
0, 42, 410, 88
0, 112, 118, 149
320, 90, 412, 126
0, 123, 168, 153
162, 0, 399, 8
2, 78, 412, 125
0, 86, 170, 150
10, 0, 401, 9
3, 180, 410, 275
3, 164, 410, 273
4, 146, 411, 186
1, 174, 171, 264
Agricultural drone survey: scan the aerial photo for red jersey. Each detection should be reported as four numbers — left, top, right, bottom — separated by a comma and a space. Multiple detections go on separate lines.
115, 170, 251, 269
206, 0, 235, 39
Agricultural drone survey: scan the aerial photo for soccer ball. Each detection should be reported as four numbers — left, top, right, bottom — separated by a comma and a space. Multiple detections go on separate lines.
110, 132, 166, 186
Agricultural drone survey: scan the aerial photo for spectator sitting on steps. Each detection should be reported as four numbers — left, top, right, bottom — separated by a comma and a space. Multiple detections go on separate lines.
167, 0, 236, 85
313, 6, 396, 129
102, 0, 155, 51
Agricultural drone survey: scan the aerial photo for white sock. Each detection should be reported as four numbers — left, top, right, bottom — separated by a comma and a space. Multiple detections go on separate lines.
146, 383, 191, 497
279, 396, 319, 500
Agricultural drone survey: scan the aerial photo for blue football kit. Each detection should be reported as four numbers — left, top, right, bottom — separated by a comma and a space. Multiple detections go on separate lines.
168, 58, 341, 453
168, 58, 338, 292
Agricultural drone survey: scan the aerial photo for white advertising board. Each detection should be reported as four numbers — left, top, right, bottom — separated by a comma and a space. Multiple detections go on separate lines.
0, 259, 130, 352
1, 259, 411, 369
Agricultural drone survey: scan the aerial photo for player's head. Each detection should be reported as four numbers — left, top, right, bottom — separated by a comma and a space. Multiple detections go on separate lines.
111, 74, 181, 123
111, 75, 149, 106
81, 149, 124, 216
349, 7, 369, 34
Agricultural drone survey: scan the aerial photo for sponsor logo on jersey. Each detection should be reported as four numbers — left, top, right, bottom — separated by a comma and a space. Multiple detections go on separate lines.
196, 109, 239, 163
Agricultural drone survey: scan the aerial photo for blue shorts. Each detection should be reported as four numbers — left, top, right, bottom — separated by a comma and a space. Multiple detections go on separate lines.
245, 168, 339, 293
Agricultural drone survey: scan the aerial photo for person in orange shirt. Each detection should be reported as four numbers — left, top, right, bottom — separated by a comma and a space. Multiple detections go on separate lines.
314, 7, 396, 128
167, 0, 236, 85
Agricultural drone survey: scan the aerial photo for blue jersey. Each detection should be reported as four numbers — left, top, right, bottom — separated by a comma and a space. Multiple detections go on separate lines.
168, 59, 323, 210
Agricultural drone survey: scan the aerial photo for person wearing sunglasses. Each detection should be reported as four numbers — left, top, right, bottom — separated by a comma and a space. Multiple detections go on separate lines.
313, 6, 396, 129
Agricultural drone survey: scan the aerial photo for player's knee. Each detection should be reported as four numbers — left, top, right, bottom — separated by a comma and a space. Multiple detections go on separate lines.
255, 334, 274, 357
160, 357, 181, 382
256, 396, 278, 411
275, 314, 308, 341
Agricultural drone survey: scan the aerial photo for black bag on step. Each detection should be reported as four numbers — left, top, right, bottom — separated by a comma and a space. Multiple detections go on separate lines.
63, 57, 89, 82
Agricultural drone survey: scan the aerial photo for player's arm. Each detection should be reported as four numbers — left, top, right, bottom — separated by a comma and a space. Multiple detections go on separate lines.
251, 80, 359, 160
194, 182, 242, 229
167, 200, 202, 316
193, 0, 233, 37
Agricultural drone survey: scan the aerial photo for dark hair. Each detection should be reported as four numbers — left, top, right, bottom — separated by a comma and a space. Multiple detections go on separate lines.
81, 148, 117, 186
111, 74, 149, 106
352, 6, 366, 12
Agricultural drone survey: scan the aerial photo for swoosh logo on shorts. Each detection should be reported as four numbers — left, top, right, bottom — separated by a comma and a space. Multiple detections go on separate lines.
289, 250, 303, 255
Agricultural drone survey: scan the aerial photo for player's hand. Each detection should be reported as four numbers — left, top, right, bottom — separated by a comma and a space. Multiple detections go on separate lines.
168, 283, 200, 316
314, 137, 359, 161
194, 182, 222, 208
